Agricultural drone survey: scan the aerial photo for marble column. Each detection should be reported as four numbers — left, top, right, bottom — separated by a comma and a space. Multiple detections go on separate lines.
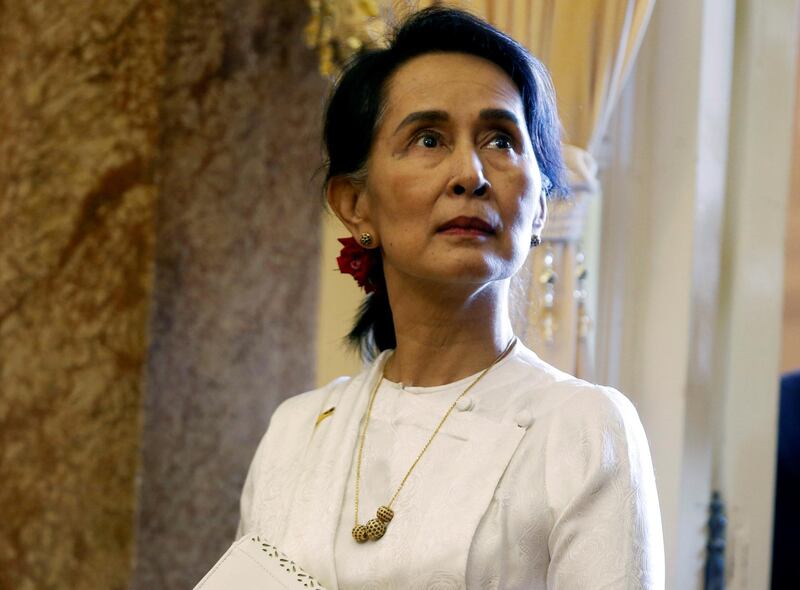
130, 1, 326, 588
0, 1, 168, 589
1, 1, 325, 588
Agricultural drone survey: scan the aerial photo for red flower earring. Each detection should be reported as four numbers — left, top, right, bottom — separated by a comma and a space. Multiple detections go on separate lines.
336, 236, 379, 293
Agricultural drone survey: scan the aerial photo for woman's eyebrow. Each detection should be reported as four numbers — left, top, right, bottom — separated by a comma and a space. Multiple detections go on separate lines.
391, 108, 519, 136
479, 108, 520, 126
393, 110, 449, 135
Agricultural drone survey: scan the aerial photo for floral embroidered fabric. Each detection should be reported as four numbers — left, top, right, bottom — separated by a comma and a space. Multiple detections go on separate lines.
237, 343, 665, 589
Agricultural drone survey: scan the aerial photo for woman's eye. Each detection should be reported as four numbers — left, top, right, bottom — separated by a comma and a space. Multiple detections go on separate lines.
413, 132, 441, 148
488, 134, 514, 150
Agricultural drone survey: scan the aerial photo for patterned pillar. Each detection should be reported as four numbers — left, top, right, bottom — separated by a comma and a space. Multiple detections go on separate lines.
0, 1, 168, 589
130, 1, 326, 588
1, 1, 325, 589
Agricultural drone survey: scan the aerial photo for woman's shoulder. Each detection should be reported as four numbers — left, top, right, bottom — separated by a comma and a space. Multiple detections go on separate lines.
508, 345, 656, 493
262, 375, 357, 437
266, 354, 391, 434
507, 342, 641, 430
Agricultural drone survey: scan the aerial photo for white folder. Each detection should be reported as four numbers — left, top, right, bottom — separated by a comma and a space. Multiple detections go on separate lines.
194, 535, 327, 589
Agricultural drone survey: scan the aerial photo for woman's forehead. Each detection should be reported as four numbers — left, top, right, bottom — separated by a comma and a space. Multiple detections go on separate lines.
382, 53, 524, 124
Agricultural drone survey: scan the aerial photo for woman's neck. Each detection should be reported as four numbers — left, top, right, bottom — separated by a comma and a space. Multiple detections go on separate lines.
381, 277, 516, 388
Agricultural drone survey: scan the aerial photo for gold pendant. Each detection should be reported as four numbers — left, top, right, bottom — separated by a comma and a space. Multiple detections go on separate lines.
352, 524, 368, 543
365, 518, 386, 540
353, 505, 395, 543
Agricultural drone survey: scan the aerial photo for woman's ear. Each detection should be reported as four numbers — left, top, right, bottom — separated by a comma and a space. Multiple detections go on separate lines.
532, 188, 547, 235
327, 175, 374, 239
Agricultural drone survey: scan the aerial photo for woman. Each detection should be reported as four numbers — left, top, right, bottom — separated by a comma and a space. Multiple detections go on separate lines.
237, 7, 664, 589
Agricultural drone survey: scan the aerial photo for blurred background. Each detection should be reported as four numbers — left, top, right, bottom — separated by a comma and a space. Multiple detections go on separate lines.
1, 0, 798, 589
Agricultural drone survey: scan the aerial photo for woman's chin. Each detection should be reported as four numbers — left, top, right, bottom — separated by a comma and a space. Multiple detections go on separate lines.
424, 260, 514, 286
385, 249, 519, 287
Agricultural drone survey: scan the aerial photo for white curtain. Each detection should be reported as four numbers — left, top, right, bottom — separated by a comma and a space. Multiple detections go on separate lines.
471, 0, 655, 378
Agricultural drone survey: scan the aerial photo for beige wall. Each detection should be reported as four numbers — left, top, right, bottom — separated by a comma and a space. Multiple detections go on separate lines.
781, 58, 800, 374
316, 213, 364, 387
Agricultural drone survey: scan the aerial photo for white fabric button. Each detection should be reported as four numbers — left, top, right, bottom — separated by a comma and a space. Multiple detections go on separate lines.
456, 396, 474, 412
515, 410, 533, 429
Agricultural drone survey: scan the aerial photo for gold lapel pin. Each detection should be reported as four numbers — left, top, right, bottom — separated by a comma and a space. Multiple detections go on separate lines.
314, 407, 336, 428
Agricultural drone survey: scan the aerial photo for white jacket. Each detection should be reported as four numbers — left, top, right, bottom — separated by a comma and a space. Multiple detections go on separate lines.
237, 342, 664, 589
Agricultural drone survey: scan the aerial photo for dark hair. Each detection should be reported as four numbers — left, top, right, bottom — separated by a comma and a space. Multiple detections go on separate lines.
323, 6, 567, 361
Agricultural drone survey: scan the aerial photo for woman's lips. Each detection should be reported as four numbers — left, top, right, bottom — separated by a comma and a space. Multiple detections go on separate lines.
437, 216, 496, 236
438, 227, 492, 237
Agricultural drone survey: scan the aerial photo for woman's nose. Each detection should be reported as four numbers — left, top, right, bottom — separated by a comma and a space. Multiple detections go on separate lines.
448, 147, 489, 197
452, 182, 489, 197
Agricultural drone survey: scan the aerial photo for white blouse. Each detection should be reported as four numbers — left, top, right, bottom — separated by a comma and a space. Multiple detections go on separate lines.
237, 342, 665, 589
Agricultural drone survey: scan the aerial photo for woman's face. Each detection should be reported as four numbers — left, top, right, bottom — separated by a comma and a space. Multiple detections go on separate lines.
361, 52, 545, 288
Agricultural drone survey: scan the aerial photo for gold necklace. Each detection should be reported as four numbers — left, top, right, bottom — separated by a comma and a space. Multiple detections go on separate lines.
351, 336, 517, 543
